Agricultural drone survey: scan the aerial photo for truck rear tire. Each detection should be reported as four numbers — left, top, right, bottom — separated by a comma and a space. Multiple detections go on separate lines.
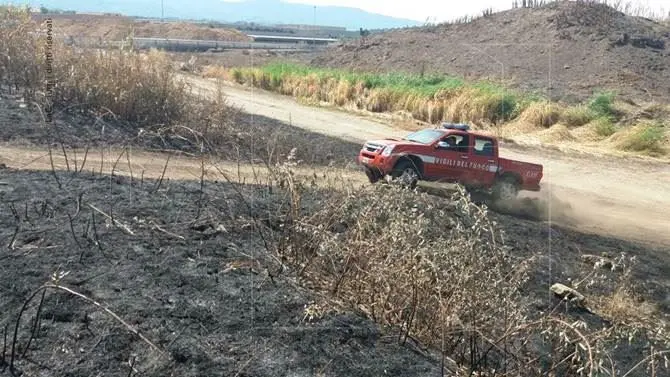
392, 159, 419, 189
492, 176, 519, 201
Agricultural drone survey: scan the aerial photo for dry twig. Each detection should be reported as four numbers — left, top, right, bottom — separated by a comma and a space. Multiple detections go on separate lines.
88, 203, 135, 236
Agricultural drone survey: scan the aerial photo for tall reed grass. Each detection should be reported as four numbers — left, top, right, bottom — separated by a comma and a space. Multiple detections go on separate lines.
208, 63, 526, 126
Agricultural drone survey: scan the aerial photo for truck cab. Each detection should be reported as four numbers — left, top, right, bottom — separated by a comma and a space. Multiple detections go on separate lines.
358, 123, 543, 201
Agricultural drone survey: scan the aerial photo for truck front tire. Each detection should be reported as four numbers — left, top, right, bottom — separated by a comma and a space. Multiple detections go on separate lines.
365, 167, 383, 184
392, 159, 420, 189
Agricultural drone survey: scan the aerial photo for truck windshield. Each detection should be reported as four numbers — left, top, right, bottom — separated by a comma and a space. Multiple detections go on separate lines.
404, 129, 444, 144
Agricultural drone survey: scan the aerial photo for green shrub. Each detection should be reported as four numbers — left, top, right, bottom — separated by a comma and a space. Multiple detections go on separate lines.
588, 91, 617, 119
494, 93, 521, 122
618, 122, 666, 153
231, 68, 244, 84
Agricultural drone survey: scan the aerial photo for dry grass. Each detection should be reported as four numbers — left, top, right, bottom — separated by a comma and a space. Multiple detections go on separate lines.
613, 121, 668, 155
278, 181, 537, 373
498, 119, 543, 138
0, 6, 249, 157
0, 6, 41, 95
595, 289, 659, 327
519, 100, 561, 128
560, 104, 595, 127
202, 65, 232, 81
570, 122, 604, 142
205, 63, 670, 158
587, 256, 663, 332
1, 7, 191, 126
538, 123, 576, 143
52, 49, 191, 125
1, 7, 363, 171
593, 117, 618, 138
206, 58, 670, 159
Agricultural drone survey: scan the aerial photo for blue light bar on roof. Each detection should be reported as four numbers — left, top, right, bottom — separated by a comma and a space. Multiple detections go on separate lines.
442, 123, 470, 131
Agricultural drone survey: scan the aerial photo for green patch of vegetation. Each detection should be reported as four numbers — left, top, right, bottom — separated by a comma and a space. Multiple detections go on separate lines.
618, 122, 667, 153
258, 62, 467, 97
588, 91, 617, 119
495, 92, 522, 122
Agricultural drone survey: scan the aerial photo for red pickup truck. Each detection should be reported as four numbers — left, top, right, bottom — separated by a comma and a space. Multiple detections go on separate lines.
357, 123, 543, 201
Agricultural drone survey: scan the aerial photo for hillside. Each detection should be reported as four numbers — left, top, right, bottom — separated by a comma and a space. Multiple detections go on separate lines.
18, 0, 421, 30
30, 13, 251, 41
310, 1, 670, 103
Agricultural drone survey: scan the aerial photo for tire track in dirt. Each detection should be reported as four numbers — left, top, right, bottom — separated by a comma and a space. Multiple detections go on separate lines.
182, 74, 670, 247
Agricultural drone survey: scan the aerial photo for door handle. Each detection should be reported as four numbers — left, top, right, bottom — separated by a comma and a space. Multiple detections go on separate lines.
460, 155, 469, 159
487, 160, 495, 163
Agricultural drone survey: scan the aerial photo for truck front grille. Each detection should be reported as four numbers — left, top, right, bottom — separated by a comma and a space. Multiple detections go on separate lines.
364, 142, 384, 154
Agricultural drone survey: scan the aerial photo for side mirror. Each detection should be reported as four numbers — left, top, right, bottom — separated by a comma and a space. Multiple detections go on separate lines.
436, 141, 450, 149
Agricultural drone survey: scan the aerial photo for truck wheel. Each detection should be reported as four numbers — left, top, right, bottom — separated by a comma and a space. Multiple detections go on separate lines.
365, 167, 382, 184
492, 176, 519, 201
392, 160, 419, 189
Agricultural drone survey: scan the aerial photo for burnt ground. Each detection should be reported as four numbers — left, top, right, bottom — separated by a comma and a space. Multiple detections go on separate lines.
0, 168, 444, 377
311, 1, 670, 103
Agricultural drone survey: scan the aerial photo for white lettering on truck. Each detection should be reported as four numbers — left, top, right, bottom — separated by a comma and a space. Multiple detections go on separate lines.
433, 157, 497, 172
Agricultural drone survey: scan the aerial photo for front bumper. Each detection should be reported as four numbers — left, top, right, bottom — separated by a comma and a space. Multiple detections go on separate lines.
358, 152, 395, 183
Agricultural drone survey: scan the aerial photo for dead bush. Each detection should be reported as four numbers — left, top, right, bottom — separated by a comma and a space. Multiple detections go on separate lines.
1, 7, 189, 127
0, 6, 253, 159
273, 180, 571, 374
0, 6, 41, 95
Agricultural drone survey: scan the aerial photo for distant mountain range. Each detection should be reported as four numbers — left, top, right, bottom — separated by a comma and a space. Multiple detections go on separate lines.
9, 0, 422, 30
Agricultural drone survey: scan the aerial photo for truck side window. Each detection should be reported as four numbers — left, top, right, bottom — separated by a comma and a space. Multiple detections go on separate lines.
474, 137, 494, 156
456, 135, 470, 153
439, 134, 469, 152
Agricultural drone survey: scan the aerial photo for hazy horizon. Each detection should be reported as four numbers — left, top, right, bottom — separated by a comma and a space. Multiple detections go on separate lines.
3, 0, 668, 28
287, 0, 668, 23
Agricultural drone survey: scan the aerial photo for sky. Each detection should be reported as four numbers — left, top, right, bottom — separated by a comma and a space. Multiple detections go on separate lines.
283, 0, 669, 23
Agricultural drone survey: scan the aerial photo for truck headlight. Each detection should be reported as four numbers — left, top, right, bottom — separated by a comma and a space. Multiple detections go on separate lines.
381, 145, 394, 157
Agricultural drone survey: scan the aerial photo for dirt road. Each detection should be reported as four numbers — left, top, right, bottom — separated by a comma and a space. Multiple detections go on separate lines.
185, 75, 670, 247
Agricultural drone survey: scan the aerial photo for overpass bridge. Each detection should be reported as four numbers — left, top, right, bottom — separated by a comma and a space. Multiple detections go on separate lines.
130, 37, 334, 51
247, 34, 338, 45
63, 35, 339, 52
